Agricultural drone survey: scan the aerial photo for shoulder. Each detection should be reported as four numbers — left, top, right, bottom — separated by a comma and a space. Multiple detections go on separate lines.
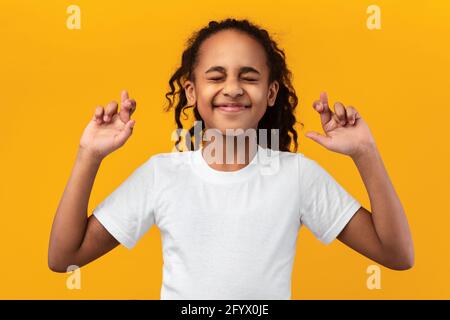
263, 148, 313, 169
143, 149, 194, 174
270, 150, 325, 180
255, 147, 308, 178
148, 149, 192, 162
127, 150, 194, 189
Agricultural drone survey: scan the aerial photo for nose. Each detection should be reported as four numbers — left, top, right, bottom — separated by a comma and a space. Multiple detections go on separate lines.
222, 78, 244, 98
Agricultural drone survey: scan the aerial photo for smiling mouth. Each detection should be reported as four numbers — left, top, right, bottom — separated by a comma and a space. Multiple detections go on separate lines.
213, 103, 251, 112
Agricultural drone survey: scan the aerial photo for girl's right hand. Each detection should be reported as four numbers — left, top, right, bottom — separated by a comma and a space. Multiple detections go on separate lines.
79, 90, 137, 161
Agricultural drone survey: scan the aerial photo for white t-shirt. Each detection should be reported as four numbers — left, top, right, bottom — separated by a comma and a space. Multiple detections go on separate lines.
93, 144, 361, 300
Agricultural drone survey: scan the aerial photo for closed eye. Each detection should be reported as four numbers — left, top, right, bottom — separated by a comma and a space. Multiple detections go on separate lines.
209, 78, 258, 82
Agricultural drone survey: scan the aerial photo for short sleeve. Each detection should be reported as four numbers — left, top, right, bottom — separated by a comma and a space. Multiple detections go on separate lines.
92, 156, 156, 250
298, 154, 362, 245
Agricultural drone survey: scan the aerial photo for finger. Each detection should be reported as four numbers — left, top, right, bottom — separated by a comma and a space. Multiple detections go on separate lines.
115, 119, 136, 147
119, 98, 136, 123
313, 97, 332, 126
320, 92, 332, 114
104, 101, 118, 122
334, 102, 347, 126
353, 108, 362, 120
121, 90, 129, 103
346, 106, 358, 125
122, 99, 136, 115
305, 131, 332, 149
331, 113, 341, 126
312, 99, 321, 111
93, 106, 104, 124
128, 99, 136, 115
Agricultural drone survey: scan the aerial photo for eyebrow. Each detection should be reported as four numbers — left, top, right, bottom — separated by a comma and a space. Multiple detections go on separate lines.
205, 66, 261, 76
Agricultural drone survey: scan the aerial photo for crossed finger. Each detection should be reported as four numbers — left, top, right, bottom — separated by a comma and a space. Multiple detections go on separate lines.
119, 90, 137, 123
313, 92, 333, 126
334, 101, 347, 125
314, 92, 359, 128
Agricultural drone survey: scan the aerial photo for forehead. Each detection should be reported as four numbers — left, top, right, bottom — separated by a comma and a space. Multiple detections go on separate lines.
196, 29, 268, 72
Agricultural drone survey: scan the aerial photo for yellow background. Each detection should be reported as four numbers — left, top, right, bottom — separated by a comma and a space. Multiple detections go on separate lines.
1, 0, 449, 299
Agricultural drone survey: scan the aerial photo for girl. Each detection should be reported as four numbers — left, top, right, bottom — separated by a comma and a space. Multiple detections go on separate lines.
48, 18, 414, 300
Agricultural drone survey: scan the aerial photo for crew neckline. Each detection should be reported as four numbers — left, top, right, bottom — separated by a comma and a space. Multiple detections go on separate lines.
191, 144, 264, 184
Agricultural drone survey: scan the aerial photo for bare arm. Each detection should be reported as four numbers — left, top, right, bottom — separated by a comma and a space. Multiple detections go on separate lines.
337, 145, 414, 270
306, 92, 414, 270
48, 148, 119, 272
48, 90, 137, 272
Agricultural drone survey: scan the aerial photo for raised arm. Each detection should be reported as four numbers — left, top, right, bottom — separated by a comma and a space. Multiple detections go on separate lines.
305, 92, 414, 270
48, 91, 137, 272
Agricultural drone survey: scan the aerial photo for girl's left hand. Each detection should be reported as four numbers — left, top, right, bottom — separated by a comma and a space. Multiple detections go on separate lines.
305, 92, 376, 159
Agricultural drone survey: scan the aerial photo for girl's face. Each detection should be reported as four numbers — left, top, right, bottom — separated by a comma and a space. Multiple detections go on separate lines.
184, 29, 279, 135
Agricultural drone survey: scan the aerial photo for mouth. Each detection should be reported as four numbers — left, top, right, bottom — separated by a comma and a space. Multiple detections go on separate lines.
213, 103, 251, 113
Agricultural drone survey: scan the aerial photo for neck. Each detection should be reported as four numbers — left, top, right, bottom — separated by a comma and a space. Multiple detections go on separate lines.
201, 134, 258, 172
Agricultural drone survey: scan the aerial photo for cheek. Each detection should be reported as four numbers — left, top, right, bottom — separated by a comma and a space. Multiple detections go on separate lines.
249, 87, 269, 113
195, 96, 215, 124
194, 87, 214, 112
248, 86, 267, 103
196, 86, 216, 106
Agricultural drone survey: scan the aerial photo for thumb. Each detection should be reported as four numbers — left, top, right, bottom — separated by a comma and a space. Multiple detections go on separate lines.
115, 119, 136, 146
305, 131, 331, 148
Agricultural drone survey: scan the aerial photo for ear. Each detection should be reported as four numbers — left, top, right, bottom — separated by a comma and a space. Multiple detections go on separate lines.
267, 80, 279, 107
184, 80, 197, 106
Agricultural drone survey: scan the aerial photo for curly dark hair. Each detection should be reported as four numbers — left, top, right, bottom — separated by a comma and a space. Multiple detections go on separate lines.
164, 18, 302, 152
